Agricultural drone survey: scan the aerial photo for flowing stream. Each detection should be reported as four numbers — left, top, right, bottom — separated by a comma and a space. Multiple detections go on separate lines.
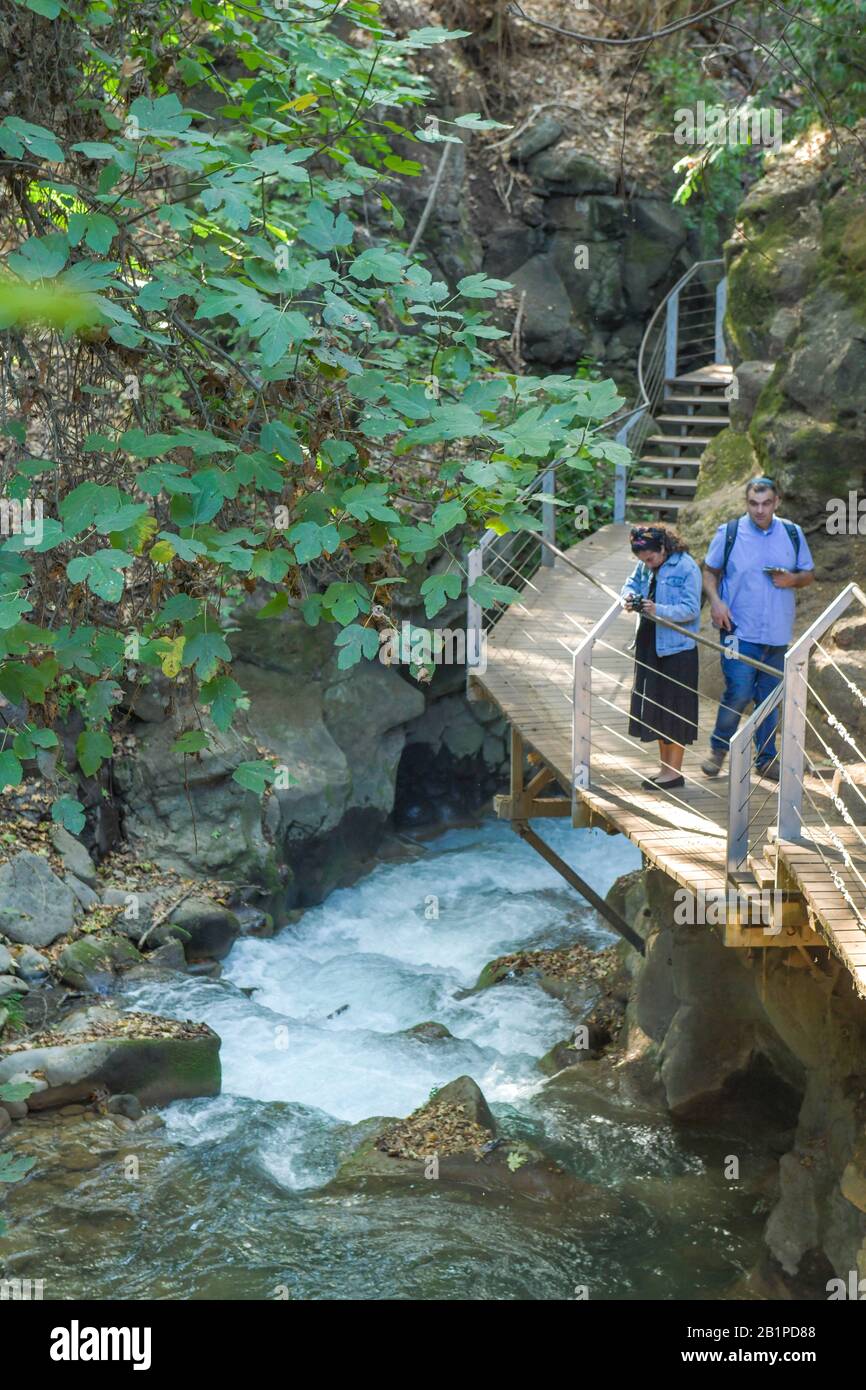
4, 820, 779, 1300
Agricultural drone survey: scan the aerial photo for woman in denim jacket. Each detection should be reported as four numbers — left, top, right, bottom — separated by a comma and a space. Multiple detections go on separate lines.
621, 524, 701, 789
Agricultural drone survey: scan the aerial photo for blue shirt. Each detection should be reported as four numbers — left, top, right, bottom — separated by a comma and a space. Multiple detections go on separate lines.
704, 515, 814, 646
621, 549, 702, 656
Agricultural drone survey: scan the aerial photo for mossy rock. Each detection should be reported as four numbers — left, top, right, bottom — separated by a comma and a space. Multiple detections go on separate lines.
402, 1021, 454, 1041
819, 188, 866, 325
166, 896, 240, 962
329, 1075, 597, 1204
694, 428, 759, 497
57, 933, 142, 990
0, 1025, 221, 1110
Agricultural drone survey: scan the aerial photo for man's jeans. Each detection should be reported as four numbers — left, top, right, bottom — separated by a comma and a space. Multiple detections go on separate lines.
709, 636, 787, 767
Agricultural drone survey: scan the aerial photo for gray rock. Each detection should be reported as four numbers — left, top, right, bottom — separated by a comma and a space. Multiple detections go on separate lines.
147, 940, 188, 971
0, 852, 79, 947
0, 1107, 10, 1137
404, 1021, 454, 1041
632, 198, 687, 247
508, 254, 575, 364
185, 960, 222, 979
0, 974, 28, 999
510, 114, 563, 162
4, 1100, 27, 1119
0, 1026, 221, 1110
59, 1004, 122, 1035
622, 228, 679, 314
50, 825, 98, 886
235, 906, 273, 938
14, 944, 51, 983
0, 944, 15, 974
164, 896, 240, 962
528, 145, 615, 194
729, 360, 776, 431
115, 606, 425, 907
483, 222, 544, 278
102, 887, 131, 907
57, 933, 142, 990
107, 1093, 143, 1121
65, 874, 99, 912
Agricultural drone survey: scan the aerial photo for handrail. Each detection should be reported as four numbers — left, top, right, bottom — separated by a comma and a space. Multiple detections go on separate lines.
636, 258, 724, 408
778, 581, 866, 842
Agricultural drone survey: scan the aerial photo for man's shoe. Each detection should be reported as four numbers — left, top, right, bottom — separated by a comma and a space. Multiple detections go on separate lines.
701, 748, 726, 777
755, 762, 780, 782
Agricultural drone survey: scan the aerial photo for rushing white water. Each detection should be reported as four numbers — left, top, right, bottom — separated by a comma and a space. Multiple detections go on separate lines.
8, 818, 775, 1300
124, 821, 640, 1134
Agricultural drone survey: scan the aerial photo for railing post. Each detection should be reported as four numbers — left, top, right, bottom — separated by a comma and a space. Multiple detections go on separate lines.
571, 600, 622, 812
727, 683, 783, 877
465, 544, 484, 695
664, 287, 679, 385
715, 275, 728, 365
541, 465, 555, 567
613, 419, 634, 525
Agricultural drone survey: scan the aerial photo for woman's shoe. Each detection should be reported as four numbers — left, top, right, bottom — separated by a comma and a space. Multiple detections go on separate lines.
641, 774, 685, 790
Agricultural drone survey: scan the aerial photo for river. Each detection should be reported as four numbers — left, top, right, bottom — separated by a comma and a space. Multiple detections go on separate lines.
2, 819, 778, 1300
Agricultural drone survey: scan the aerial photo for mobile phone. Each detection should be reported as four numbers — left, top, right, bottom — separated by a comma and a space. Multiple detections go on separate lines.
763, 566, 790, 574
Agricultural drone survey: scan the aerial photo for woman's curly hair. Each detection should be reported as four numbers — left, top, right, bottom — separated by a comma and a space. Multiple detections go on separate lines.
630, 524, 690, 556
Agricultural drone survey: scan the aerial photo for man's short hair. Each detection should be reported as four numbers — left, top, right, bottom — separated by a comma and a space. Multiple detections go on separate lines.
745, 475, 778, 498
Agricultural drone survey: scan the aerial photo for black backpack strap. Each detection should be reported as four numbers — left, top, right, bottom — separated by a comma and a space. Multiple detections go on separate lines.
720, 517, 739, 574
781, 519, 801, 569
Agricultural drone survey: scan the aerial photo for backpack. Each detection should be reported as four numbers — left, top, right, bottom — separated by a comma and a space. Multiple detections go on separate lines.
721, 516, 801, 574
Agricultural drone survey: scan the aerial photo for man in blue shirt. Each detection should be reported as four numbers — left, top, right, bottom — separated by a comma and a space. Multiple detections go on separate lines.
701, 477, 814, 781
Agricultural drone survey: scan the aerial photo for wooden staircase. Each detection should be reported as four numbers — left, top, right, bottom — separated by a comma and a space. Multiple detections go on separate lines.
627, 363, 733, 519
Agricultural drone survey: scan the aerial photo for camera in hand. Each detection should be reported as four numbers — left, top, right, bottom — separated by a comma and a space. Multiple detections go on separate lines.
625, 594, 645, 614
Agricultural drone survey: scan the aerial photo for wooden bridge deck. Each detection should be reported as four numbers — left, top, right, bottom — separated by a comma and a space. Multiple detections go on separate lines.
470, 523, 866, 996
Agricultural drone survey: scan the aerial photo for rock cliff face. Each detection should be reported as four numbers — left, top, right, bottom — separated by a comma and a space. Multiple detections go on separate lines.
613, 868, 866, 1294
114, 600, 510, 911
380, 0, 700, 382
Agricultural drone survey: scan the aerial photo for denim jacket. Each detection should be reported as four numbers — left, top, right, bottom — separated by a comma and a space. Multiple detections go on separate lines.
621, 549, 702, 656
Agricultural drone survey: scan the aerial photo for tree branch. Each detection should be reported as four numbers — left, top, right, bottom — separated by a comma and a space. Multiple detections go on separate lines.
507, 0, 746, 47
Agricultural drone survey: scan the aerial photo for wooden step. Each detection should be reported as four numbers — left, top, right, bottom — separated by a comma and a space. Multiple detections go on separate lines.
638, 454, 707, 468
644, 436, 713, 449
748, 854, 776, 890
663, 392, 730, 406
656, 415, 728, 427
630, 476, 697, 491
667, 365, 733, 387
626, 497, 690, 513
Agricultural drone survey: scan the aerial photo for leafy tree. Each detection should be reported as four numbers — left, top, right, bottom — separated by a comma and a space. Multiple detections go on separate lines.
0, 0, 626, 818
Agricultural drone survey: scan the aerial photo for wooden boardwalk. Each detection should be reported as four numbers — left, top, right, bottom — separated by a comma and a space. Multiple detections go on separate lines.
471, 523, 866, 996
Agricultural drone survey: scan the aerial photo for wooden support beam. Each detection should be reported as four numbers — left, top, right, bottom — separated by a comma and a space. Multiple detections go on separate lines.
513, 820, 646, 954
724, 918, 826, 950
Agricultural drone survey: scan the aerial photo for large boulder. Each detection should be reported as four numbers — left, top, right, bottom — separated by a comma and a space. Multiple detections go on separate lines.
49, 825, 97, 887
115, 604, 425, 909
528, 145, 615, 195
507, 254, 579, 364
166, 896, 240, 962
0, 852, 79, 947
0, 1010, 221, 1109
56, 933, 142, 991
330, 1075, 597, 1203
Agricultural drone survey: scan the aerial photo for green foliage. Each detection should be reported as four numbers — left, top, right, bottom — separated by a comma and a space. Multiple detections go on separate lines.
0, 0, 628, 811
0, 993, 26, 1033
651, 4, 866, 242
0, 1153, 36, 1183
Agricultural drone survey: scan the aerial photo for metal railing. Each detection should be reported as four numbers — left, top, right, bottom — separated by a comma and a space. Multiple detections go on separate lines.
613, 259, 727, 508
568, 573, 866, 921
